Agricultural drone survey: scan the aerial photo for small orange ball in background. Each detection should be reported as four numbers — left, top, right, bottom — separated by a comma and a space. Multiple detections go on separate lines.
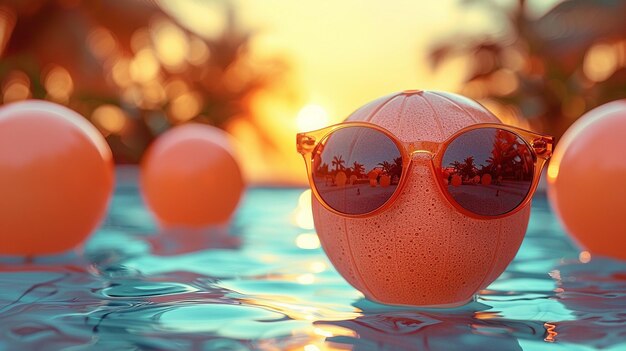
481, 173, 492, 186
451, 174, 462, 187
548, 100, 626, 260
141, 124, 244, 228
0, 100, 114, 256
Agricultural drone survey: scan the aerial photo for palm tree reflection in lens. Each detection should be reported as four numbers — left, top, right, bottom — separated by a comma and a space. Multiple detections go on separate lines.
312, 127, 402, 215
442, 128, 534, 216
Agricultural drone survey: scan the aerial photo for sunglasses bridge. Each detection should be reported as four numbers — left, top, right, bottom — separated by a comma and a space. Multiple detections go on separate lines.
405, 141, 440, 158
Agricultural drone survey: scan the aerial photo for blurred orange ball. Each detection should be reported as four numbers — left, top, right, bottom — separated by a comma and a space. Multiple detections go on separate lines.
451, 174, 462, 187
0, 100, 114, 256
548, 100, 626, 260
141, 124, 244, 227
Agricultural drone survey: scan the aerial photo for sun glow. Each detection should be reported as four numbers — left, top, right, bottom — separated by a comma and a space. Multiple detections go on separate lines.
296, 104, 329, 132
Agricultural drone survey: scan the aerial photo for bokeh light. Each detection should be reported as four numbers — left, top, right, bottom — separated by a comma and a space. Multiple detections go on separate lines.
87, 27, 117, 60
92, 104, 127, 135
293, 189, 315, 230
168, 91, 202, 122
187, 36, 210, 65
44, 66, 74, 103
579, 251, 591, 263
129, 48, 160, 83
151, 18, 189, 70
0, 6, 16, 55
2, 71, 30, 103
583, 42, 620, 82
295, 233, 321, 250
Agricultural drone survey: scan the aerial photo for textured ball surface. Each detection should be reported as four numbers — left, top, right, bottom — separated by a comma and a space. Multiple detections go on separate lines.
141, 124, 244, 227
547, 100, 626, 260
312, 90, 531, 306
0, 100, 114, 255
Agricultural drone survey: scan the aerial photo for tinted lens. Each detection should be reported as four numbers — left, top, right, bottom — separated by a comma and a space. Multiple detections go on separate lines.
312, 126, 403, 215
442, 128, 534, 216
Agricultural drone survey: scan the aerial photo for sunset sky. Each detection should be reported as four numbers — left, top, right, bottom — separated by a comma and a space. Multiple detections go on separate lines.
0, 0, 556, 185
223, 0, 478, 183
221, 0, 554, 182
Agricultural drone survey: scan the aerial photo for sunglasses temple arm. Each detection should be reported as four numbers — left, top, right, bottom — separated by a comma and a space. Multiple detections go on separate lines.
297, 133, 316, 155
532, 135, 554, 161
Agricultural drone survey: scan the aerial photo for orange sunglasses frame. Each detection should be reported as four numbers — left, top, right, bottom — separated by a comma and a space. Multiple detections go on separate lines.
297, 122, 554, 220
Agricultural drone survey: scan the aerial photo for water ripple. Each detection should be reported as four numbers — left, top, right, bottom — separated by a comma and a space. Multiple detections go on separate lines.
0, 177, 624, 350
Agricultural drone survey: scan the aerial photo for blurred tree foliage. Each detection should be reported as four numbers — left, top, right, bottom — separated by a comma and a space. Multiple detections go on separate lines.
0, 0, 287, 162
429, 0, 626, 140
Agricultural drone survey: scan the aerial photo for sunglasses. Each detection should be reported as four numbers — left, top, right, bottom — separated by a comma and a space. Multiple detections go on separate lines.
297, 122, 554, 219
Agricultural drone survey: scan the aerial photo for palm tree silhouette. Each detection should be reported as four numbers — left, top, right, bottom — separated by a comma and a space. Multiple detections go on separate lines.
486, 130, 521, 180
390, 156, 403, 178
332, 155, 346, 172
460, 156, 477, 179
451, 160, 464, 175
351, 161, 365, 178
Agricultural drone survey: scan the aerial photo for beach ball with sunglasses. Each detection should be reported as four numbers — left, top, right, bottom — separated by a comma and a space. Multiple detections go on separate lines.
297, 90, 553, 306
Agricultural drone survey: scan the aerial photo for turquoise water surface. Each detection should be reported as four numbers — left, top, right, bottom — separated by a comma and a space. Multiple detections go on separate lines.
1, 168, 625, 350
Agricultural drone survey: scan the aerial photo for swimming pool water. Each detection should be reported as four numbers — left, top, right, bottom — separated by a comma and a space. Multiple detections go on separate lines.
0, 169, 625, 350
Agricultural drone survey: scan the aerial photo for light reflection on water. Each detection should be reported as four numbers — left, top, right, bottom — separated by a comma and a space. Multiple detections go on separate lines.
0, 169, 625, 350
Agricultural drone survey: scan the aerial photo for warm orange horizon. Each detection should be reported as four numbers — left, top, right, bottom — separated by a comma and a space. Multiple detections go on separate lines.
0, 0, 570, 186
164, 0, 487, 185
227, 0, 567, 185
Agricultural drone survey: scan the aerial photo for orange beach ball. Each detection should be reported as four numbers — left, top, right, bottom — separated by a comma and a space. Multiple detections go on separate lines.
141, 124, 244, 228
547, 100, 626, 260
0, 100, 114, 255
